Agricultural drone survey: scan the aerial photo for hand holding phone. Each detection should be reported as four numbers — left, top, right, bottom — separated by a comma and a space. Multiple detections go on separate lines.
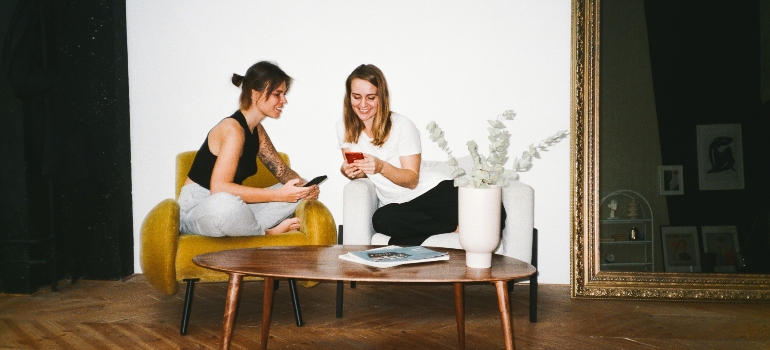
303, 175, 327, 187
345, 152, 365, 164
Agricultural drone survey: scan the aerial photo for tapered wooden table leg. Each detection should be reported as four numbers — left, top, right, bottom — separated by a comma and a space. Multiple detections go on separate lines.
221, 273, 243, 350
495, 281, 514, 350
454, 282, 465, 350
260, 277, 275, 350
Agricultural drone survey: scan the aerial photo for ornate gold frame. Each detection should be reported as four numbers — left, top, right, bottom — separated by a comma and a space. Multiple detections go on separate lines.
570, 0, 770, 300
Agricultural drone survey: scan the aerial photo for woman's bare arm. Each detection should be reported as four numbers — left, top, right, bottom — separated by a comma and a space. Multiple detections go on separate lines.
256, 124, 319, 199
207, 120, 311, 202
256, 124, 304, 184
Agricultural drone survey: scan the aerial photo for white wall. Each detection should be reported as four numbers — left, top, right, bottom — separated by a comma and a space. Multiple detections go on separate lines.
126, 0, 572, 284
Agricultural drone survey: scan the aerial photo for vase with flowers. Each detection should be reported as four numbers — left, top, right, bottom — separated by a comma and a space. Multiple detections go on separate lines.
427, 110, 568, 268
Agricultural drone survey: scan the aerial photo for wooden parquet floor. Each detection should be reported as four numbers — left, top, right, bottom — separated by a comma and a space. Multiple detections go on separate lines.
1, 275, 769, 349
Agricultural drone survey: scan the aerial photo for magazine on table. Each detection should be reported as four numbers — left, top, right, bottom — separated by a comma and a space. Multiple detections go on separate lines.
338, 245, 449, 268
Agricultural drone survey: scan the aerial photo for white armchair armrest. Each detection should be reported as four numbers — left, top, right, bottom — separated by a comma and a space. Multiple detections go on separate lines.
342, 178, 379, 245
500, 181, 535, 263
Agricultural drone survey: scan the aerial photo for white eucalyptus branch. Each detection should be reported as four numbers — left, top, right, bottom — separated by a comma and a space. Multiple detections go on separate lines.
427, 110, 568, 188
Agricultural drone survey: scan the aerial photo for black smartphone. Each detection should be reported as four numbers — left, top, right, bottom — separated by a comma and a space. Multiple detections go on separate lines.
303, 175, 327, 187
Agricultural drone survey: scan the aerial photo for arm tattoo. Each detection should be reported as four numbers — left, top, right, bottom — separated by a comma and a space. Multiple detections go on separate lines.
257, 124, 302, 183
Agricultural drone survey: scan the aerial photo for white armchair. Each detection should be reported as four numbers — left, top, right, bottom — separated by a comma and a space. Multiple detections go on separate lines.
339, 158, 538, 322
342, 158, 535, 263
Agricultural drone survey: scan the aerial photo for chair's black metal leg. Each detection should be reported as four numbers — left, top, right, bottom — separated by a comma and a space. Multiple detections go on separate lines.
336, 280, 344, 318
530, 274, 538, 323
274, 279, 280, 290
530, 228, 538, 323
288, 278, 303, 326
336, 224, 346, 318
180, 278, 199, 335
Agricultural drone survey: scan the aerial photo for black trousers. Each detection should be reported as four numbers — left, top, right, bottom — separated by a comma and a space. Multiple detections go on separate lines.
373, 180, 507, 246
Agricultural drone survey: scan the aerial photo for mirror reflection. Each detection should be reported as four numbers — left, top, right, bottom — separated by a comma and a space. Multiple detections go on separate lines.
598, 1, 770, 274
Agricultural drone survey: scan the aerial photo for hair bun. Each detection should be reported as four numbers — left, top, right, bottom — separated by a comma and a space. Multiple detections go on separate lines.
231, 73, 244, 87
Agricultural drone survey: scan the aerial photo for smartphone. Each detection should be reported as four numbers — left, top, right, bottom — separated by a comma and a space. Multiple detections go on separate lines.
345, 152, 365, 164
303, 175, 327, 187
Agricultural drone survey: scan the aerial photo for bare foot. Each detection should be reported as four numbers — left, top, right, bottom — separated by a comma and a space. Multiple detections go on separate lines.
265, 217, 301, 235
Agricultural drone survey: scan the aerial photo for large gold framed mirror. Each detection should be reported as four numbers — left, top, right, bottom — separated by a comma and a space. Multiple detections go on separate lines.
571, 0, 770, 300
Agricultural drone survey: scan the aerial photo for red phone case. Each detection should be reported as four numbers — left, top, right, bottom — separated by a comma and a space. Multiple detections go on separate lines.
345, 152, 364, 163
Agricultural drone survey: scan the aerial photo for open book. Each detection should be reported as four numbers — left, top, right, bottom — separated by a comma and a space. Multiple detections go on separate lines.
339, 246, 449, 268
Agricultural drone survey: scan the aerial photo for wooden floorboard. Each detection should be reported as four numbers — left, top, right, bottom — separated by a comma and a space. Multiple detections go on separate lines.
1, 275, 769, 349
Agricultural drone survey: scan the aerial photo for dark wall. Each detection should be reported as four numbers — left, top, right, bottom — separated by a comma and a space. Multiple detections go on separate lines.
646, 1, 770, 272
1, 0, 133, 293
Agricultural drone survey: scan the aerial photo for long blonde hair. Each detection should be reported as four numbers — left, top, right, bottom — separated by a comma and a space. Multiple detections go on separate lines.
343, 64, 392, 147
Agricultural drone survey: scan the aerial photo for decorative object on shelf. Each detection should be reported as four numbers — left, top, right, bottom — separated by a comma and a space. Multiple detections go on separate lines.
659, 165, 684, 195
696, 124, 745, 190
599, 190, 655, 272
427, 110, 568, 268
604, 253, 616, 263
608, 199, 618, 219
661, 226, 702, 272
701, 226, 740, 273
629, 226, 640, 241
627, 199, 639, 219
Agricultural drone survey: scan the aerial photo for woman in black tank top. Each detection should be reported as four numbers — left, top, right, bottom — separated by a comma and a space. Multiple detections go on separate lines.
179, 61, 320, 237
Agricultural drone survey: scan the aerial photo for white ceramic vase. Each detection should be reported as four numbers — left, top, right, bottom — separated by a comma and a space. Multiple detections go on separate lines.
458, 186, 502, 268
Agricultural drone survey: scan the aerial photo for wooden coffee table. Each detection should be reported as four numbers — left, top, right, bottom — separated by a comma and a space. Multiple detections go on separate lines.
193, 245, 536, 350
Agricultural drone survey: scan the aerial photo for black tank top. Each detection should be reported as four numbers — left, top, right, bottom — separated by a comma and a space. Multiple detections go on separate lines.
187, 110, 260, 190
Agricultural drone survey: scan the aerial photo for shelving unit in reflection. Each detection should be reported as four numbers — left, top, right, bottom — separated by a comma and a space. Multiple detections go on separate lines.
600, 190, 654, 272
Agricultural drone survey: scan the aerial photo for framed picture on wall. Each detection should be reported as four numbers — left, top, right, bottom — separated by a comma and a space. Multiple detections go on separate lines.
701, 226, 740, 273
661, 226, 701, 272
659, 165, 684, 195
696, 124, 745, 190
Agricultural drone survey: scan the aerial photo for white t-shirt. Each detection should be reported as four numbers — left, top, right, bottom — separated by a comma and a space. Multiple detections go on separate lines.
336, 113, 448, 205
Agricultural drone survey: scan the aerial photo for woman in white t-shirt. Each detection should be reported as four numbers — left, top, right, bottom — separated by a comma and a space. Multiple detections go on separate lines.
336, 64, 462, 245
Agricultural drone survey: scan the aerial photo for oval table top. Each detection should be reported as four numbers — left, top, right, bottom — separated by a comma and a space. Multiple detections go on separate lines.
193, 245, 536, 283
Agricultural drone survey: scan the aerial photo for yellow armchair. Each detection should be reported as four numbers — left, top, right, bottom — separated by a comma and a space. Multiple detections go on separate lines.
140, 151, 336, 334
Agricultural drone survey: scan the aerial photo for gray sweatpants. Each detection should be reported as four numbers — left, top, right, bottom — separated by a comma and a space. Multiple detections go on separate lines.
178, 183, 299, 237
